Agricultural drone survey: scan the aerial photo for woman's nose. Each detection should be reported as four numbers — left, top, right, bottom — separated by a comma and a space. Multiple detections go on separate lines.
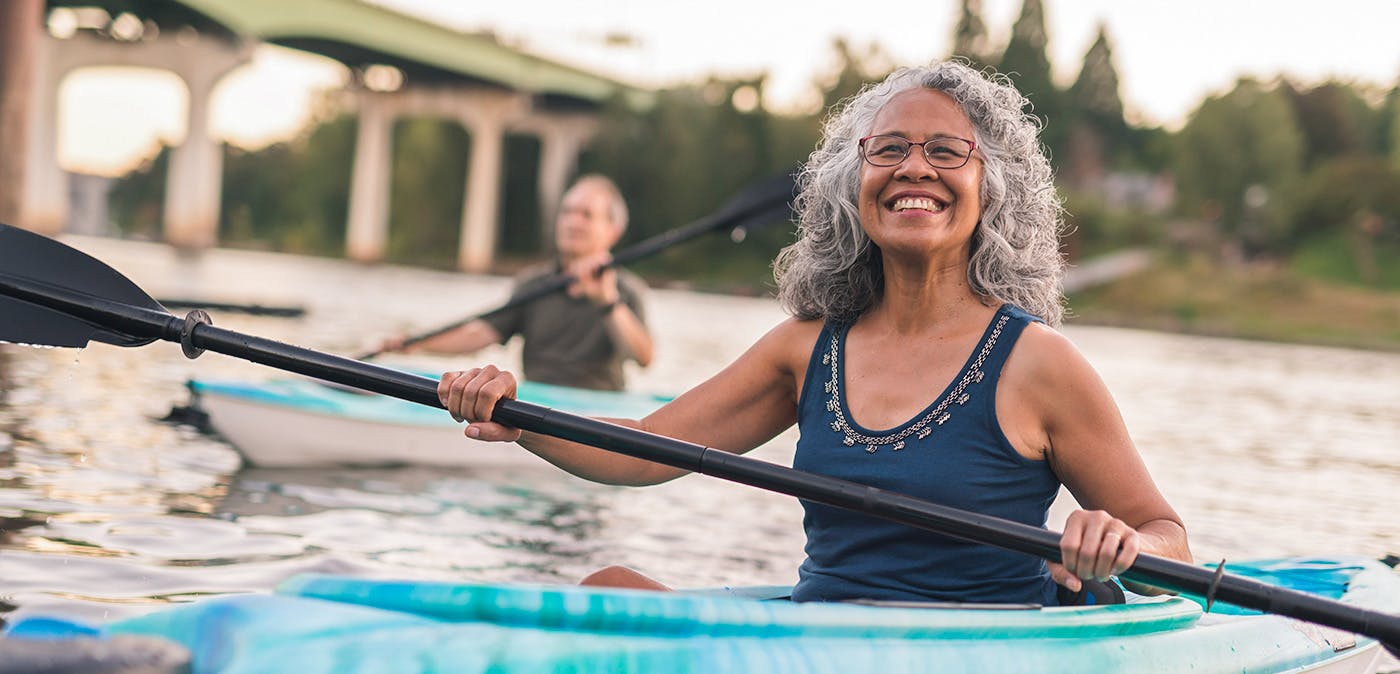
892, 150, 941, 179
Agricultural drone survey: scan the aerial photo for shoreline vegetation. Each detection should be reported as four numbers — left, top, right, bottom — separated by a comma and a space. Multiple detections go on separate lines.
1065, 253, 1400, 354
622, 247, 1400, 354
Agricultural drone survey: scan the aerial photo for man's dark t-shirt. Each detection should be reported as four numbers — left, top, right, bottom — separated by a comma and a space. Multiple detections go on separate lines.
481, 263, 648, 391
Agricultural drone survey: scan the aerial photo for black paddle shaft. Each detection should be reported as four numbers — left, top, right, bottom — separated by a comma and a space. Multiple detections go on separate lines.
0, 234, 1398, 651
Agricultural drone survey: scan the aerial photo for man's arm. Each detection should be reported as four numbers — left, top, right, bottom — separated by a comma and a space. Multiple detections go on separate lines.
602, 301, 653, 366
565, 256, 654, 368
388, 319, 503, 356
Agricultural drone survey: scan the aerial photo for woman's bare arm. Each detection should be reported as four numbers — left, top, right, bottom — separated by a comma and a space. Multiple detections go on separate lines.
440, 318, 820, 486
1000, 324, 1191, 592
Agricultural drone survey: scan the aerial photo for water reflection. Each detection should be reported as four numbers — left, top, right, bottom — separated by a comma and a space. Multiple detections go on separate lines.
216, 465, 613, 578
0, 349, 19, 474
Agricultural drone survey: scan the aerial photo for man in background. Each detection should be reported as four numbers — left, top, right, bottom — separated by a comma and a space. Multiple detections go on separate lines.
383, 175, 652, 391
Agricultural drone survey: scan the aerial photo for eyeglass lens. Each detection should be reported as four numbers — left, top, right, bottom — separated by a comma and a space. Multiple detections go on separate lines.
862, 135, 972, 168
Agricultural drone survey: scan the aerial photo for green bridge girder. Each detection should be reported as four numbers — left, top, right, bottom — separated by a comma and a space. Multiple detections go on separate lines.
54, 0, 652, 109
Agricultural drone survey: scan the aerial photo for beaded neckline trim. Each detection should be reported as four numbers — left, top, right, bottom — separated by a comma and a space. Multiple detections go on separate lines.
823, 313, 1009, 454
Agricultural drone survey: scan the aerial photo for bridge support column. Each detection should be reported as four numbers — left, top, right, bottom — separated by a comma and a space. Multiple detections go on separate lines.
20, 33, 66, 235
346, 94, 394, 263
0, 0, 43, 227
163, 70, 223, 249
459, 118, 504, 273
22, 31, 249, 242
457, 91, 526, 272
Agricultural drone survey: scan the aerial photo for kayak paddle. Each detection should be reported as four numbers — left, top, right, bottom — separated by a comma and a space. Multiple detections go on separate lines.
357, 170, 797, 361
155, 298, 306, 318
0, 222, 1397, 657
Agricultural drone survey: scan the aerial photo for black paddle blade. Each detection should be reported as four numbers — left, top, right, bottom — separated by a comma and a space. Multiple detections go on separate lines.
728, 198, 799, 243
726, 170, 797, 222
0, 224, 164, 348
608, 169, 797, 267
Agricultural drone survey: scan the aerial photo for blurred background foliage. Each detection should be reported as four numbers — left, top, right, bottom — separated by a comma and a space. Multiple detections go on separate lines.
107, 0, 1400, 302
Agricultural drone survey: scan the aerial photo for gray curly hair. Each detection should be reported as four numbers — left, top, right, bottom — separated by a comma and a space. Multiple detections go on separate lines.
774, 61, 1066, 325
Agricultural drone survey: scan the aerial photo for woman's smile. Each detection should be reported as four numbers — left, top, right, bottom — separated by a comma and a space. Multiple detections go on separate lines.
887, 192, 949, 214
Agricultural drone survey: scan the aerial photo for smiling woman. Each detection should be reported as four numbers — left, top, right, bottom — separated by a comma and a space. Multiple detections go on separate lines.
435, 61, 1191, 606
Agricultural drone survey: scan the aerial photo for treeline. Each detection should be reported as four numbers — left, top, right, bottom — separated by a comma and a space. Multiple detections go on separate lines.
109, 0, 1400, 289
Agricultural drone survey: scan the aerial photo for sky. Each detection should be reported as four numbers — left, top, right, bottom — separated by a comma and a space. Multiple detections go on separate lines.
54, 0, 1400, 176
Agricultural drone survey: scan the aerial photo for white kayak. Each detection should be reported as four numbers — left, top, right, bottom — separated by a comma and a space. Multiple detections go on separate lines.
187, 376, 672, 469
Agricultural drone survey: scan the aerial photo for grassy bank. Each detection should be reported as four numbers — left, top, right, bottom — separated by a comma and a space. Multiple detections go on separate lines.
1067, 253, 1400, 352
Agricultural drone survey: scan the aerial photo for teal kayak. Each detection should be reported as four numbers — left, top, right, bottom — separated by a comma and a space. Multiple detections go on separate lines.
8, 557, 1397, 673
187, 376, 672, 468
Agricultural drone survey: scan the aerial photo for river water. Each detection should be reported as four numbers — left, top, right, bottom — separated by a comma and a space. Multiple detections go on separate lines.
1, 235, 1398, 635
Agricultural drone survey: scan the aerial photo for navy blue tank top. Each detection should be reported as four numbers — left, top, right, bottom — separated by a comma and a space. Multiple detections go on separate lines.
790, 304, 1061, 605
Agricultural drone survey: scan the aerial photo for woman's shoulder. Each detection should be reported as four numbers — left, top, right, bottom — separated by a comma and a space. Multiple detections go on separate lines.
747, 316, 826, 370
1003, 318, 1095, 384
997, 319, 1126, 445
766, 315, 827, 343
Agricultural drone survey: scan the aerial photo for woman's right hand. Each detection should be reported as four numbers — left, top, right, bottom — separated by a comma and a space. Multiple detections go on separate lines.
1050, 508, 1141, 593
438, 366, 523, 442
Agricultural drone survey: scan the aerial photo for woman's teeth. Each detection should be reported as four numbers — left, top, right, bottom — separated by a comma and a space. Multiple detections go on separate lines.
893, 197, 943, 212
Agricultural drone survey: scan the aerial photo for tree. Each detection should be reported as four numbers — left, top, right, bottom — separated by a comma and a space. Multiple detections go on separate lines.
1289, 157, 1400, 285
1380, 82, 1400, 168
1282, 80, 1380, 169
1291, 158, 1400, 244
577, 70, 820, 286
950, 0, 992, 68
1173, 78, 1305, 257
217, 107, 355, 256
818, 38, 893, 112
996, 0, 1067, 159
1068, 24, 1125, 130
1063, 23, 1129, 187
385, 118, 469, 267
583, 36, 887, 256
108, 147, 169, 240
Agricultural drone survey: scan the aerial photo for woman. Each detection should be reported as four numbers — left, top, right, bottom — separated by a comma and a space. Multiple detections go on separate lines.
439, 61, 1191, 605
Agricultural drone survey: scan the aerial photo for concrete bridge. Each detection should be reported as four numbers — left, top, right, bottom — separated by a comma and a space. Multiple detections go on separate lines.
18, 0, 649, 271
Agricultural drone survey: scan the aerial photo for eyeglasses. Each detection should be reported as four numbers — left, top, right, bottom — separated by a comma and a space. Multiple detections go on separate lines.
858, 135, 977, 169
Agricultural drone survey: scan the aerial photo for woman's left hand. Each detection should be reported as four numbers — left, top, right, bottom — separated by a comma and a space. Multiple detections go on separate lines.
1048, 509, 1140, 592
